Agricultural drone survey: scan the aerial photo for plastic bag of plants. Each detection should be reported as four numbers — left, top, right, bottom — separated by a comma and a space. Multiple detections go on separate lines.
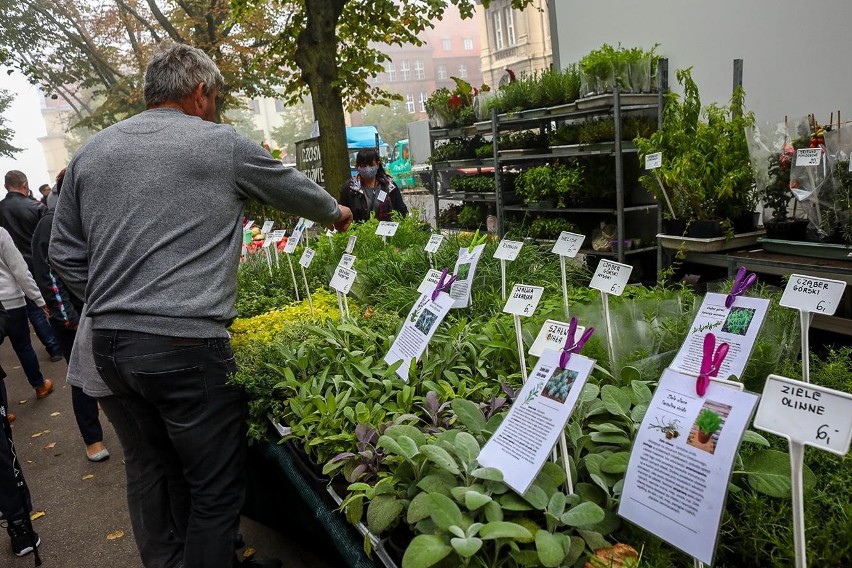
787, 116, 834, 240
822, 125, 852, 244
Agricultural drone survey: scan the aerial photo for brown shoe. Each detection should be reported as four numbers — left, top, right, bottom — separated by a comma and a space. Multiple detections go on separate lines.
5, 413, 14, 423
35, 379, 54, 399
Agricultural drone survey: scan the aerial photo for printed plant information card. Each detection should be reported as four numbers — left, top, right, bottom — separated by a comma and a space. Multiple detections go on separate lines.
417, 269, 444, 294
478, 350, 594, 494
618, 368, 759, 565
670, 293, 770, 380
384, 291, 454, 381
299, 248, 315, 268
449, 244, 486, 308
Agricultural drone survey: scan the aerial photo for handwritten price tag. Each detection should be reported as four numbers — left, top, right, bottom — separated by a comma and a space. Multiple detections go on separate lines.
271, 230, 287, 243
502, 284, 544, 316
425, 234, 444, 253
417, 269, 444, 294
796, 148, 822, 167
261, 220, 274, 234
589, 259, 632, 296
261, 235, 275, 249
284, 230, 302, 254
243, 220, 254, 230
551, 232, 585, 257
645, 152, 662, 170
493, 239, 524, 261
338, 254, 356, 269
529, 319, 585, 357
376, 221, 399, 237
345, 235, 357, 254
754, 374, 852, 456
780, 274, 847, 315
330, 266, 357, 295
299, 248, 315, 268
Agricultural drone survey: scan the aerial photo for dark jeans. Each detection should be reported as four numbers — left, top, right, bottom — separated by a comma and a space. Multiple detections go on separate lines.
49, 320, 103, 445
92, 330, 247, 568
5, 306, 45, 388
0, 378, 33, 520
25, 297, 61, 357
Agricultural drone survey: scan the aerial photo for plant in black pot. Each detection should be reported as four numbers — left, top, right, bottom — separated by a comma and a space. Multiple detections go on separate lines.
760, 145, 808, 240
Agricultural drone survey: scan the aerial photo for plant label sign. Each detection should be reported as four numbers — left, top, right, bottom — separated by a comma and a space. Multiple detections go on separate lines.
645, 152, 662, 170
284, 229, 303, 254
416, 269, 444, 294
243, 219, 254, 230
754, 374, 852, 456
670, 293, 770, 381
260, 220, 274, 234
376, 221, 399, 237
551, 232, 585, 257
493, 239, 524, 261
618, 368, 759, 566
384, 291, 455, 381
299, 248, 315, 269
449, 244, 486, 309
502, 284, 544, 317
271, 230, 287, 243
345, 235, 357, 254
329, 265, 356, 295
779, 274, 847, 315
478, 349, 594, 494
424, 234, 444, 253
529, 319, 585, 357
338, 254, 356, 270
795, 148, 821, 167
589, 259, 632, 296
261, 235, 275, 249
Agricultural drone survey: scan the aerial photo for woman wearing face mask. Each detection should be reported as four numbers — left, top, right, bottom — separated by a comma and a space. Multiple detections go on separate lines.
339, 148, 408, 222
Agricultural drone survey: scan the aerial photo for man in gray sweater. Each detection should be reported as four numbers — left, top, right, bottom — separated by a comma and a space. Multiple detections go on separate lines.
50, 42, 352, 568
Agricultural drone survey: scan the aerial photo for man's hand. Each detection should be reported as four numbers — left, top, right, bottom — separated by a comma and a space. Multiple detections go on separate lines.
331, 205, 353, 233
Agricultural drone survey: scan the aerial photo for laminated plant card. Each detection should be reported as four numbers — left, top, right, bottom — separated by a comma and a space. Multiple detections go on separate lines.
529, 320, 585, 357
670, 293, 770, 380
618, 368, 759, 566
384, 291, 454, 381
449, 243, 486, 308
477, 350, 594, 494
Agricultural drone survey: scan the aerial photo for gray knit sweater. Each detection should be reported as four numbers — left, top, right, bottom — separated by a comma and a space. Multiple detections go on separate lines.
50, 108, 340, 338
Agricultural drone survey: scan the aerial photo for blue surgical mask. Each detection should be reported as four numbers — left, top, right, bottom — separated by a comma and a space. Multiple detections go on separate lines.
358, 165, 378, 179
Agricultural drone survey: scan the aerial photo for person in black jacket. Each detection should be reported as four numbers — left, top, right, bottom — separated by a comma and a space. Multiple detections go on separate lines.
31, 168, 109, 462
0, 170, 62, 362
339, 148, 408, 222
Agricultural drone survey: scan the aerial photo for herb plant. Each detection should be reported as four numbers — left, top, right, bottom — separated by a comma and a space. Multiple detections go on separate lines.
695, 409, 722, 436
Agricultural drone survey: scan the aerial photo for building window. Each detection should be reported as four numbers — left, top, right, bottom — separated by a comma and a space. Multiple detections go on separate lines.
274, 99, 286, 113
419, 92, 428, 113
442, 38, 451, 51
437, 65, 447, 80
463, 38, 474, 51
386, 62, 396, 82
248, 99, 260, 114
414, 59, 425, 80
458, 64, 468, 79
374, 70, 382, 83
493, 11, 504, 50
400, 60, 411, 81
405, 93, 415, 113
504, 8, 516, 46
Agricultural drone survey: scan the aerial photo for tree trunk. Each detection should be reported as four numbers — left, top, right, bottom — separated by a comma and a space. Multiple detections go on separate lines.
294, 0, 349, 200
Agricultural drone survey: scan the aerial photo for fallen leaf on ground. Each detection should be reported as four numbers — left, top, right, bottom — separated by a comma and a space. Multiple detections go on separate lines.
12, 366, 20, 370
106, 530, 124, 541
31, 432, 43, 438
82, 474, 95, 480
243, 547, 256, 559
50, 412, 60, 417
18, 400, 27, 404
44, 442, 56, 449
30, 511, 45, 521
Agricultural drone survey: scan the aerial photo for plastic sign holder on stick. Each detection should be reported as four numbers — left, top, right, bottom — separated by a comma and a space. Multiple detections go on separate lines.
424, 233, 444, 269
261, 235, 275, 277
551, 232, 585, 319
502, 284, 544, 383
298, 248, 316, 316
493, 239, 523, 300
779, 274, 847, 382
283, 248, 301, 302
754, 374, 852, 568
589, 259, 632, 369
376, 221, 399, 245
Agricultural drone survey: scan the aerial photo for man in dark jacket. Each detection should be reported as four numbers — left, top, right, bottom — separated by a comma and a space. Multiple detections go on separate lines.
0, 171, 62, 361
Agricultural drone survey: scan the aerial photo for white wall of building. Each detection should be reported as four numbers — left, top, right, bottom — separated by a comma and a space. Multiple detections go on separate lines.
554, 0, 852, 124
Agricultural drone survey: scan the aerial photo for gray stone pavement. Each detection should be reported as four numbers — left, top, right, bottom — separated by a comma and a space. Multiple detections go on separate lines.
1, 334, 334, 568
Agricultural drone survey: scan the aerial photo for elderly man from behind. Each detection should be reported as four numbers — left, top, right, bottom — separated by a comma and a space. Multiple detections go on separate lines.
50, 41, 352, 568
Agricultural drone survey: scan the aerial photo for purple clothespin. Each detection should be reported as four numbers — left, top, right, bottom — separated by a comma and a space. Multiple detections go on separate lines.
431, 268, 457, 301
725, 266, 757, 308
696, 333, 729, 396
559, 317, 595, 368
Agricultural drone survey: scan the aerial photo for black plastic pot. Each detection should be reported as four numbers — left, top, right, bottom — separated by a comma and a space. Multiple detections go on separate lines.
662, 218, 688, 236
687, 220, 723, 238
764, 219, 808, 241
732, 212, 760, 234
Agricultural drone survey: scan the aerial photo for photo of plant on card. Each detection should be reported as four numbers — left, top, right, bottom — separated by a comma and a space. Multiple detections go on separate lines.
688, 404, 731, 454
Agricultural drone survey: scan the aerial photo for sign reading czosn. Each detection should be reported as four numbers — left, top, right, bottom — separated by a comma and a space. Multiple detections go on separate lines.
493, 239, 524, 261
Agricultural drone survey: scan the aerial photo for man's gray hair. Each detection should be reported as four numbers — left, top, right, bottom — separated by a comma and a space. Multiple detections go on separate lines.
144, 41, 225, 107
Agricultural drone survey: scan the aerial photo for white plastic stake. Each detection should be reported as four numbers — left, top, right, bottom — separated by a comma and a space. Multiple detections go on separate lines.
300, 265, 314, 317
273, 244, 280, 269
559, 256, 569, 319
428, 251, 434, 269
600, 292, 616, 370
286, 253, 300, 301
336, 292, 345, 319
343, 294, 351, 319
790, 441, 807, 568
500, 259, 507, 301
558, 432, 573, 495
799, 310, 813, 382
513, 314, 528, 383
264, 247, 273, 277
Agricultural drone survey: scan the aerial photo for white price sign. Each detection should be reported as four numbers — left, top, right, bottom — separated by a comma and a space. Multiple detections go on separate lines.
551, 232, 585, 258
338, 254, 356, 270
589, 259, 632, 296
529, 319, 585, 357
417, 269, 444, 294
284, 230, 302, 253
261, 235, 275, 249
425, 234, 444, 253
243, 220, 254, 230
299, 248, 315, 268
795, 148, 822, 167
780, 274, 847, 315
302, 219, 315, 229
345, 235, 357, 254
376, 221, 399, 237
754, 374, 852, 455
330, 266, 357, 295
502, 284, 544, 317
261, 220, 274, 234
493, 239, 524, 261
645, 152, 662, 170
271, 230, 287, 243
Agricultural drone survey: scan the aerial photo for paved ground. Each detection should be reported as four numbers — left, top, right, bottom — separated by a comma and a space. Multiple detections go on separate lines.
1, 334, 334, 568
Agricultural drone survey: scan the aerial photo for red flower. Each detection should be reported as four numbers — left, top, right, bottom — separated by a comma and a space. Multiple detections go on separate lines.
447, 94, 463, 112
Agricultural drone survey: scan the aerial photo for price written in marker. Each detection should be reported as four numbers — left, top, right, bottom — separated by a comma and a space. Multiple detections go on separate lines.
502, 284, 544, 316
376, 221, 399, 237
299, 248, 315, 268
329, 266, 357, 295
338, 254, 356, 269
754, 374, 852, 455
425, 234, 444, 253
493, 239, 524, 261
271, 230, 287, 243
261, 235, 275, 249
551, 232, 585, 258
345, 235, 357, 254
796, 148, 822, 167
780, 274, 847, 315
645, 152, 662, 170
529, 319, 585, 357
589, 259, 633, 296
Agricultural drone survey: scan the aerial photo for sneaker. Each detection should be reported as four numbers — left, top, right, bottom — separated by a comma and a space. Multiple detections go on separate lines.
49, 353, 63, 362
4, 516, 41, 557
35, 379, 54, 399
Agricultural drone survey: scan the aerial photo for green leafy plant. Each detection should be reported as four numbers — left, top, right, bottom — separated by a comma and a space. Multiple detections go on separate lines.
457, 204, 484, 229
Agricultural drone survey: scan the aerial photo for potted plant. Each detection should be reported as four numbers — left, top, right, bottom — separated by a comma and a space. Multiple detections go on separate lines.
695, 409, 723, 443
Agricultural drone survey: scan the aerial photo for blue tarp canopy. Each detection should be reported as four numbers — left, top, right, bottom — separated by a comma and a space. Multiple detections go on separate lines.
346, 125, 386, 149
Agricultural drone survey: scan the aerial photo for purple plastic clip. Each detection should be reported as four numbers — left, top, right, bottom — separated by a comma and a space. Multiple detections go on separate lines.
696, 333, 729, 396
559, 316, 595, 368
431, 268, 458, 301
725, 266, 757, 308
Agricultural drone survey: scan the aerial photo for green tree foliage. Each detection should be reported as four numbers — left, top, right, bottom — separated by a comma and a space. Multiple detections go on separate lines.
270, 100, 315, 157
360, 101, 414, 146
0, 88, 22, 158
